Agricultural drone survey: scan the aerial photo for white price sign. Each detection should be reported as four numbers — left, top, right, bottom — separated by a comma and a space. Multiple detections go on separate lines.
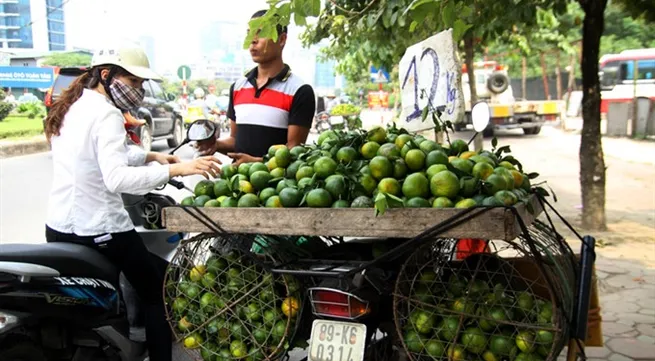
399, 28, 465, 132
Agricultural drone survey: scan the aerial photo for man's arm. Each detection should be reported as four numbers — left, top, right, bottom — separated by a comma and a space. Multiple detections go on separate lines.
197, 83, 237, 155
215, 120, 237, 153
287, 84, 316, 147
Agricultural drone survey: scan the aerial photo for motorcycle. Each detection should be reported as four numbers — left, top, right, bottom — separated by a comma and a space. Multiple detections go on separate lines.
0, 119, 218, 361
282, 103, 495, 361
313, 111, 361, 133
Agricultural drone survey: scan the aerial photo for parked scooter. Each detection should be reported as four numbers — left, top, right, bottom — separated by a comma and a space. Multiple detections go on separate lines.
0, 119, 217, 361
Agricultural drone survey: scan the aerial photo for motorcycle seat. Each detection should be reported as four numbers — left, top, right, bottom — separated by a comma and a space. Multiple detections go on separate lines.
0, 242, 118, 284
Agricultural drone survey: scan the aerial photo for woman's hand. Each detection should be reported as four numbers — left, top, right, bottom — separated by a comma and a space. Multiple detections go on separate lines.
227, 153, 262, 167
170, 156, 222, 179
152, 153, 180, 165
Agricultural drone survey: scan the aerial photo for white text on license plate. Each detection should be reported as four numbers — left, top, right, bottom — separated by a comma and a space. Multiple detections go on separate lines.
309, 320, 367, 361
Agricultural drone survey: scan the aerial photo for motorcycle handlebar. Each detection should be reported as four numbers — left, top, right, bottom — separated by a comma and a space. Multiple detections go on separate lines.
168, 179, 185, 190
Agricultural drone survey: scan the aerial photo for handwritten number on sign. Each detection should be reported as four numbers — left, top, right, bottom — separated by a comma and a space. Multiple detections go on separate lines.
401, 47, 440, 122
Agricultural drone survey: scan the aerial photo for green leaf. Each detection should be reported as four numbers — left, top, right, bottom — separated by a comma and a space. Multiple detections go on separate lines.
409, 20, 419, 33
259, 23, 278, 42
391, 10, 399, 26
303, 0, 321, 17
452, 19, 473, 41
292, 0, 306, 17
502, 157, 523, 172
397, 12, 407, 27
442, 1, 455, 28
374, 192, 388, 216
495, 145, 511, 156
534, 186, 550, 198
491, 137, 498, 149
294, 11, 307, 26
299, 192, 308, 207
527, 172, 539, 179
231, 177, 240, 193
459, 4, 473, 18
421, 106, 429, 121
406, 0, 436, 13
386, 193, 405, 207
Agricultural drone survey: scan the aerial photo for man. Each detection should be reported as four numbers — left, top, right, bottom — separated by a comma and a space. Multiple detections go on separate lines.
197, 10, 316, 165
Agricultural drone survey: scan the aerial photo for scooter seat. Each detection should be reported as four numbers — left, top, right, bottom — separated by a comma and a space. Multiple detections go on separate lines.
0, 243, 118, 284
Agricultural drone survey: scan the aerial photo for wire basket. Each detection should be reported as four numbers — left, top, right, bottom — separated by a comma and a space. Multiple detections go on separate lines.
393, 220, 577, 361
164, 233, 304, 361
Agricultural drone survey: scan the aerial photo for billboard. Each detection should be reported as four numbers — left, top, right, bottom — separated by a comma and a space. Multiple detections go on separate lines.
0, 67, 55, 89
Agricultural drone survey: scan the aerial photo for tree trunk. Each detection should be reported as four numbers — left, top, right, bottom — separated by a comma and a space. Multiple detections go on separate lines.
522, 56, 527, 100
539, 52, 551, 100
578, 0, 608, 231
555, 51, 563, 100
568, 54, 576, 92
465, 35, 483, 151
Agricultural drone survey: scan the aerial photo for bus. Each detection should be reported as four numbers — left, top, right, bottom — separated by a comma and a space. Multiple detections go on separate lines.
599, 48, 655, 114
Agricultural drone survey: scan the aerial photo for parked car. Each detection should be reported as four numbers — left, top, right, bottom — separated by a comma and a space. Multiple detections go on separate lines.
44, 67, 183, 151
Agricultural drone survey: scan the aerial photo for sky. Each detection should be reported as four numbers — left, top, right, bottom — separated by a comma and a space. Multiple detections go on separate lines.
65, 0, 284, 71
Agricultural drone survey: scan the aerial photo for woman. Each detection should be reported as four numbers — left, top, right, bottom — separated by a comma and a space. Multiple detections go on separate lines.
43, 46, 221, 361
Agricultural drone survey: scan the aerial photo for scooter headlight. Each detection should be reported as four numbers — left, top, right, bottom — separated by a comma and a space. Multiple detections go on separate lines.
0, 311, 20, 332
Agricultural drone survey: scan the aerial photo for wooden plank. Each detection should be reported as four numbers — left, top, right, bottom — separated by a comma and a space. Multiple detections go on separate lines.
163, 195, 542, 241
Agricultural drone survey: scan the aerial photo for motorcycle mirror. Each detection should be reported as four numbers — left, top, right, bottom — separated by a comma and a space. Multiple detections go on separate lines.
471, 101, 491, 133
187, 119, 217, 141
467, 102, 492, 146
169, 119, 217, 155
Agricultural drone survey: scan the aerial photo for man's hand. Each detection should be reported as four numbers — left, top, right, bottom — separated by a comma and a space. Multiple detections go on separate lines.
227, 153, 262, 167
195, 138, 218, 156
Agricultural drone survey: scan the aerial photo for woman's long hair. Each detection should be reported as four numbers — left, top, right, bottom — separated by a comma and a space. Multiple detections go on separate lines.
44, 66, 127, 141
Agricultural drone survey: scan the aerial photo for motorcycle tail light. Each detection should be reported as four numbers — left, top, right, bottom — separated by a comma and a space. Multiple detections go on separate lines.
309, 288, 369, 320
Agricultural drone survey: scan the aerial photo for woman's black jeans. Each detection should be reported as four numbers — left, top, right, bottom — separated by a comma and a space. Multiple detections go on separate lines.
45, 226, 171, 361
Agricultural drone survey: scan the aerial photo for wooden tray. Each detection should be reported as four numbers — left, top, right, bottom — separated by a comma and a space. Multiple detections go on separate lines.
163, 195, 542, 241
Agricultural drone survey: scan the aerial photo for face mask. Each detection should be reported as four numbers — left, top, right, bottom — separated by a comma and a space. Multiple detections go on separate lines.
109, 78, 145, 111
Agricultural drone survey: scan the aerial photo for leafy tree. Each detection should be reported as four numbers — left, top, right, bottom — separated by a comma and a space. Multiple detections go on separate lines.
41, 52, 92, 67
247, 0, 645, 231
612, 0, 655, 22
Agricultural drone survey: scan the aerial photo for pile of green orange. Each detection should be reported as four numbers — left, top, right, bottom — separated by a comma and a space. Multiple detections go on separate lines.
181, 125, 537, 212
166, 249, 301, 361
402, 271, 556, 361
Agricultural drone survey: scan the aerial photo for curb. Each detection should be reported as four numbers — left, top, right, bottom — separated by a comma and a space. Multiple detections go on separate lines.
0, 136, 50, 159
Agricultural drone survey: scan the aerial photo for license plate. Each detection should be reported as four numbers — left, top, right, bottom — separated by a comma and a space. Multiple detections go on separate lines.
331, 116, 345, 124
308, 320, 366, 361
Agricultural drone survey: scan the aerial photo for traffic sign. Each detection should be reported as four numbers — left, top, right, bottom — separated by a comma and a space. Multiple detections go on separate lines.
370, 66, 390, 83
398, 28, 464, 132
177, 65, 191, 80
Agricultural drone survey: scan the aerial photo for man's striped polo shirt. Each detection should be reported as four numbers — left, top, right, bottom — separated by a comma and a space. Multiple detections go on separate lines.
226, 64, 316, 157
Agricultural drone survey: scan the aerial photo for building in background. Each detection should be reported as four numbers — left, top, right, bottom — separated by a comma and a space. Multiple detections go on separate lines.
45, 0, 65, 50
0, 0, 68, 52
314, 58, 337, 92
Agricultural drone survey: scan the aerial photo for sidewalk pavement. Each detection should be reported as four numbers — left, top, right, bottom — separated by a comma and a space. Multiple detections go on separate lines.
557, 254, 655, 361
0, 134, 49, 158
